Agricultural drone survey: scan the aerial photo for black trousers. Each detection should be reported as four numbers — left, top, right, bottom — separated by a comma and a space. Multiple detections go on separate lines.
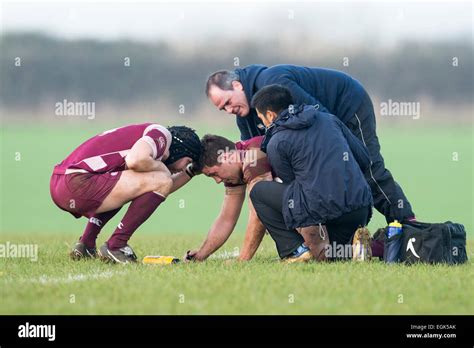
250, 181, 371, 259
346, 93, 415, 223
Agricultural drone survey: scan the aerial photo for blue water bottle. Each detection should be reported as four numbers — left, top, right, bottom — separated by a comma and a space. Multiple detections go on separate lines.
384, 220, 403, 263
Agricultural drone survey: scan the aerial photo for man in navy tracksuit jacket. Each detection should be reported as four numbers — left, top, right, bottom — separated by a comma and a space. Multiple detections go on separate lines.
205, 64, 414, 223
248, 85, 373, 261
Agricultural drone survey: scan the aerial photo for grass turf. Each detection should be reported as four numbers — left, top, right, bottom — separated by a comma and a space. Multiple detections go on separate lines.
0, 123, 473, 314
1, 233, 473, 315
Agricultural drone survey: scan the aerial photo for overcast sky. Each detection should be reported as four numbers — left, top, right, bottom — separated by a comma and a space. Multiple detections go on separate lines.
1, 0, 472, 45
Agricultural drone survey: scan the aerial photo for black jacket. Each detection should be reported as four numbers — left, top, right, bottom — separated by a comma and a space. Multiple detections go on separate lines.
266, 104, 373, 229
235, 64, 369, 140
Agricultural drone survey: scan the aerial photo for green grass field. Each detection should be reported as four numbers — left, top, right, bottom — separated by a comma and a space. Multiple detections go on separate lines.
0, 123, 473, 314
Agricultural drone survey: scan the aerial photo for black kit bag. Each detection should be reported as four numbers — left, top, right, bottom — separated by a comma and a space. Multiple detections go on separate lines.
445, 221, 469, 264
383, 221, 468, 265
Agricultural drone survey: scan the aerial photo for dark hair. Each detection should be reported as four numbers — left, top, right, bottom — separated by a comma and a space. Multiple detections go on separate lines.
251, 84, 294, 115
205, 70, 239, 96
198, 134, 235, 169
164, 126, 202, 165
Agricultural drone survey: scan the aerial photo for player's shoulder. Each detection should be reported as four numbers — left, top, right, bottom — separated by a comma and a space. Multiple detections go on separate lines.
141, 124, 172, 143
236, 135, 264, 151
141, 123, 170, 135
140, 123, 172, 160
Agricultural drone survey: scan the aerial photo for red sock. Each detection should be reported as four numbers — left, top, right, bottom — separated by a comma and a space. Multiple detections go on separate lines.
80, 208, 121, 248
107, 192, 166, 250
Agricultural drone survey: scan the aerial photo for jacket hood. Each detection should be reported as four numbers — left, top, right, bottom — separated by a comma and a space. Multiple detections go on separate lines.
272, 104, 318, 132
235, 65, 267, 103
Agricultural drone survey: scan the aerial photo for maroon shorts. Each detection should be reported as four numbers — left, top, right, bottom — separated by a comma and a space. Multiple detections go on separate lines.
50, 171, 122, 218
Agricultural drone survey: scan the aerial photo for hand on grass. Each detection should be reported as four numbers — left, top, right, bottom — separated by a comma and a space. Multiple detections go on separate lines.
184, 249, 198, 262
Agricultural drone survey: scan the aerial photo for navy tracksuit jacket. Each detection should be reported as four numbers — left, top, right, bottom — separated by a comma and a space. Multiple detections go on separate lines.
234, 64, 414, 222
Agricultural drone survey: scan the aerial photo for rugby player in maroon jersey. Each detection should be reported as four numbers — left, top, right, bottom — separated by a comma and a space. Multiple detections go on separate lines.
50, 123, 201, 263
185, 135, 313, 263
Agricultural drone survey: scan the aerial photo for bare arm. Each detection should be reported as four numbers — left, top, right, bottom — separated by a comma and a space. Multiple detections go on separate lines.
238, 172, 273, 261
169, 171, 192, 194
125, 138, 170, 173
193, 188, 246, 261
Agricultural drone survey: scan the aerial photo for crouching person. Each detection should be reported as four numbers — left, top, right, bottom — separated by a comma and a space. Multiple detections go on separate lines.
50, 123, 201, 263
250, 85, 373, 262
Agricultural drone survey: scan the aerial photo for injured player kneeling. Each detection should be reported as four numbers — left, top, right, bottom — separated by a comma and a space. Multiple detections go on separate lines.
185, 134, 273, 262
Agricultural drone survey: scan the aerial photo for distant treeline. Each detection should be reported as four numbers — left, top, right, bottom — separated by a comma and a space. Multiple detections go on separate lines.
0, 33, 472, 111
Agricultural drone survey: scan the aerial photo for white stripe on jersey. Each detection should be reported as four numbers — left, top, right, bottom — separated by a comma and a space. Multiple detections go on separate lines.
142, 124, 172, 160
83, 156, 107, 171
78, 150, 129, 172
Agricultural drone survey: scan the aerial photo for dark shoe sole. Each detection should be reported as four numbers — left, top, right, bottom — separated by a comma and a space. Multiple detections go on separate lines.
70, 243, 96, 261
98, 244, 137, 264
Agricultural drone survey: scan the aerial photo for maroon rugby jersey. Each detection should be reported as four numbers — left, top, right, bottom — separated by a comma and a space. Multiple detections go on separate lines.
53, 123, 171, 174
224, 135, 272, 190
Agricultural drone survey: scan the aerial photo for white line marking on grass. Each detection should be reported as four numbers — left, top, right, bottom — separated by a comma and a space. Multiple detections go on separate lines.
3, 270, 128, 285
208, 248, 240, 260
208, 254, 237, 260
